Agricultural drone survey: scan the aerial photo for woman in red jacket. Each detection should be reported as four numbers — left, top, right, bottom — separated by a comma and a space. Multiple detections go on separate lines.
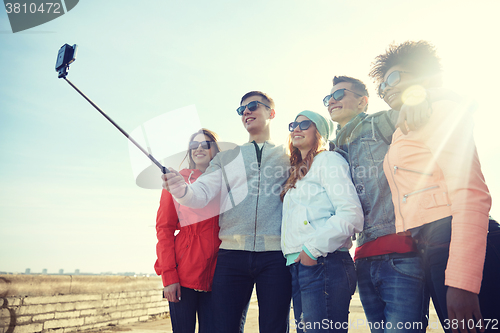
154, 128, 221, 333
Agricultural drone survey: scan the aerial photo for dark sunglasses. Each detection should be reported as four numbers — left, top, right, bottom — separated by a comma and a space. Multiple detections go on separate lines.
289, 120, 313, 132
236, 100, 270, 116
378, 70, 411, 97
323, 89, 363, 107
189, 140, 214, 150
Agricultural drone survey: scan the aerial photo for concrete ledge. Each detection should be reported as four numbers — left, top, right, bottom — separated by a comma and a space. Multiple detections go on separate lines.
0, 275, 163, 297
0, 275, 168, 333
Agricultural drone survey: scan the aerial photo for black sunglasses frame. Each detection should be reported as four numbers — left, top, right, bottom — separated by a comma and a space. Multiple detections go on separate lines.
236, 100, 270, 116
323, 88, 363, 107
289, 120, 313, 132
189, 140, 214, 150
378, 70, 411, 97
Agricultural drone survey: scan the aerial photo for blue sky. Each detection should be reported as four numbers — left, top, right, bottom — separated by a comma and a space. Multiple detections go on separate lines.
1, 0, 499, 274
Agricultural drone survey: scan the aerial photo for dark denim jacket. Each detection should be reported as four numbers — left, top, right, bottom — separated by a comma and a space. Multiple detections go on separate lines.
332, 110, 399, 247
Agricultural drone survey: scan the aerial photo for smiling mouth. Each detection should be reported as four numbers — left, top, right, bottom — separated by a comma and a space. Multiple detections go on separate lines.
329, 106, 342, 113
386, 92, 399, 102
245, 117, 255, 124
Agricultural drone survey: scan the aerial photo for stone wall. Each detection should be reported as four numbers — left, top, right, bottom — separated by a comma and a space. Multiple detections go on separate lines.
0, 275, 168, 333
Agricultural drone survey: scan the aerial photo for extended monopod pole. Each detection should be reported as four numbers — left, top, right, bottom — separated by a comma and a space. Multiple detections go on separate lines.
56, 43, 168, 175
62, 77, 168, 174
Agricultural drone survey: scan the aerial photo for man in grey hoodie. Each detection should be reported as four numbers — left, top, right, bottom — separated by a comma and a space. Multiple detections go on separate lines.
163, 91, 291, 333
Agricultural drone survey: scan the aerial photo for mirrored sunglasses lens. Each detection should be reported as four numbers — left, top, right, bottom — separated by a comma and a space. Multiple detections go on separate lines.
387, 71, 400, 87
190, 141, 210, 150
300, 120, 312, 130
247, 101, 259, 111
323, 95, 331, 106
237, 106, 245, 115
289, 122, 297, 132
379, 83, 386, 96
333, 89, 345, 101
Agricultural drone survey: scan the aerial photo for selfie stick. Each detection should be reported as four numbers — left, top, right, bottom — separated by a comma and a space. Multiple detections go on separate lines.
56, 44, 168, 174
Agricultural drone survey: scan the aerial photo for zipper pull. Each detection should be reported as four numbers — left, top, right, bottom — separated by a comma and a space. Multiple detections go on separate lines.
394, 166, 398, 175
403, 195, 408, 203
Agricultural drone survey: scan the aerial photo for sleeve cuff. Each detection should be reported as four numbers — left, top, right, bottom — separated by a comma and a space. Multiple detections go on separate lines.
175, 185, 193, 205
302, 246, 317, 260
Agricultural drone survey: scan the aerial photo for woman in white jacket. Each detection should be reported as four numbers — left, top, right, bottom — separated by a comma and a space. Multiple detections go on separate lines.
281, 110, 363, 333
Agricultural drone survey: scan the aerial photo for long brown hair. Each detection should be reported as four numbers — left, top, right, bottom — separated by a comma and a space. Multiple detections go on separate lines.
180, 128, 221, 170
280, 129, 326, 201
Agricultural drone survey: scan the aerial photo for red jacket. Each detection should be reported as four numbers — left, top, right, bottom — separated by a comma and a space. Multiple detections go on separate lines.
154, 169, 221, 291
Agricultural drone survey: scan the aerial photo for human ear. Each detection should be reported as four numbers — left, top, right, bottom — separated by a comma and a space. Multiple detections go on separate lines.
358, 96, 368, 110
269, 109, 276, 119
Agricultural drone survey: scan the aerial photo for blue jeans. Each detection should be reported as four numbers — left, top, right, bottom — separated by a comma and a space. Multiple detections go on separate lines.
290, 251, 357, 333
169, 287, 215, 333
211, 249, 292, 333
356, 253, 426, 333
414, 217, 500, 333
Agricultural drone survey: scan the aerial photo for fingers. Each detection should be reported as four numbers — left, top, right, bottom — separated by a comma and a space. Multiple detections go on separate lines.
176, 284, 182, 302
295, 250, 317, 266
164, 284, 181, 303
446, 287, 484, 333
161, 168, 187, 197
406, 106, 418, 131
396, 109, 409, 135
473, 307, 484, 333
397, 100, 432, 134
447, 306, 458, 333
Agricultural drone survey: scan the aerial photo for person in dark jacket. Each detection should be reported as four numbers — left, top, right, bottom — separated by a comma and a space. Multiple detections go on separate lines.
154, 128, 222, 333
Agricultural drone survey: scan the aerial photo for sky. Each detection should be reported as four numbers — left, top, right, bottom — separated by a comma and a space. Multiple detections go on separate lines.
1, 0, 499, 274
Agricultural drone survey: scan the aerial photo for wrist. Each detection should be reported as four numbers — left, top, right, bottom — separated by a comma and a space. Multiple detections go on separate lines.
302, 246, 317, 260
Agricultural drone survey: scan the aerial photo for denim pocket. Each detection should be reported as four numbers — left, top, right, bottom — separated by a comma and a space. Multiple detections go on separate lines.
360, 136, 387, 163
389, 256, 424, 280
297, 260, 325, 288
298, 261, 322, 269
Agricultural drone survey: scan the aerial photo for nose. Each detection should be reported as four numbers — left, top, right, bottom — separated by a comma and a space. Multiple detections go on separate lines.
242, 106, 251, 116
292, 124, 301, 132
193, 143, 205, 151
328, 95, 337, 106
381, 84, 390, 98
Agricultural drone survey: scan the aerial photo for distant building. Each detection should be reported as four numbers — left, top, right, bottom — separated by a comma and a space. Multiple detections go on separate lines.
25, 268, 31, 274
59, 269, 64, 275
42, 269, 47, 274
75, 269, 80, 275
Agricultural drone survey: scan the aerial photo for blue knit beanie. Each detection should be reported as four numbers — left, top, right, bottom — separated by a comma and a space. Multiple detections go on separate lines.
295, 110, 334, 142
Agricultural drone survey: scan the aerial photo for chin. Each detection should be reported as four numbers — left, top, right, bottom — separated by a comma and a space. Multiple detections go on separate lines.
390, 102, 402, 111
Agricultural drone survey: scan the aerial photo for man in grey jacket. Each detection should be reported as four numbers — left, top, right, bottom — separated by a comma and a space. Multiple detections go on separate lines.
325, 76, 427, 332
163, 91, 291, 333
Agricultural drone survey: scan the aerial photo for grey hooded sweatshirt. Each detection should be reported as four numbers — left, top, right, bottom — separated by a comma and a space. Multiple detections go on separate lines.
177, 141, 290, 252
